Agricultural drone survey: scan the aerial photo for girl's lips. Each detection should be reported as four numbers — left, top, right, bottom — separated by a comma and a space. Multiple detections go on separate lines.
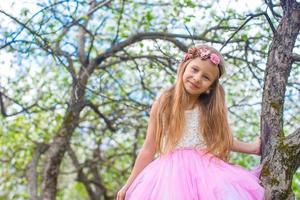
188, 81, 199, 89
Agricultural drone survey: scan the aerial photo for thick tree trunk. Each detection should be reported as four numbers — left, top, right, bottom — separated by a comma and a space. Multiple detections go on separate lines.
260, 0, 300, 199
40, 79, 86, 200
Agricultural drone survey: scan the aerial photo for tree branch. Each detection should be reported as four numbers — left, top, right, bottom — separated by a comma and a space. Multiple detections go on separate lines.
0, 10, 52, 53
220, 12, 277, 51
111, 0, 125, 45
78, 0, 112, 66
284, 127, 300, 169
67, 146, 98, 200
0, 89, 37, 117
291, 53, 300, 63
85, 101, 116, 132
93, 32, 189, 65
26, 143, 49, 200
264, 0, 282, 19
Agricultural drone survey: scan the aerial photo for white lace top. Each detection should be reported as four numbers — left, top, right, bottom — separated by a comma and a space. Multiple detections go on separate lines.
174, 106, 207, 150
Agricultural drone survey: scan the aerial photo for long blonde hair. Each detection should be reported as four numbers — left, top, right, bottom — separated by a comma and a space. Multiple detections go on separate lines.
154, 44, 232, 161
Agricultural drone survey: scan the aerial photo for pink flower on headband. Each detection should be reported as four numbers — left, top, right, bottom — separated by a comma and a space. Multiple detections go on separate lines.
200, 49, 210, 59
184, 53, 189, 61
183, 47, 221, 65
210, 53, 220, 65
182, 47, 221, 65
183, 53, 193, 61
188, 47, 197, 54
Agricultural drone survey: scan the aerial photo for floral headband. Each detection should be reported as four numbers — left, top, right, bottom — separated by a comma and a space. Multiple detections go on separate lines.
183, 47, 220, 65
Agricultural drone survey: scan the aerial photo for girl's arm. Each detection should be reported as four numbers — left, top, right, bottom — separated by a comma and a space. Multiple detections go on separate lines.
122, 99, 159, 190
231, 137, 261, 155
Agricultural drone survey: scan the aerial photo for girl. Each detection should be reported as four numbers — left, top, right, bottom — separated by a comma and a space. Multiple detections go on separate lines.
117, 44, 264, 200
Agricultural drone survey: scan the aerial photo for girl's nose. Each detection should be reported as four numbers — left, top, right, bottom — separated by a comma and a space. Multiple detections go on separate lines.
193, 74, 202, 83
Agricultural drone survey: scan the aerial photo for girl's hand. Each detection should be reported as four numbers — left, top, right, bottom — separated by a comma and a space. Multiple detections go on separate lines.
116, 185, 129, 200
252, 137, 261, 155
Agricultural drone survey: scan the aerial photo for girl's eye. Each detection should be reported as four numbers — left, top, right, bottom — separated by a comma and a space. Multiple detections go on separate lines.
203, 76, 210, 80
192, 67, 198, 72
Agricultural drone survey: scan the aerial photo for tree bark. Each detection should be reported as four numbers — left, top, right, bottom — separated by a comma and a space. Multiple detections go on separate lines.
27, 143, 49, 200
260, 0, 300, 199
40, 79, 86, 200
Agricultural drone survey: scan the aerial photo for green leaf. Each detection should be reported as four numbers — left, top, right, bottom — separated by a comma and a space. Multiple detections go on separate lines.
242, 34, 248, 42
145, 11, 153, 22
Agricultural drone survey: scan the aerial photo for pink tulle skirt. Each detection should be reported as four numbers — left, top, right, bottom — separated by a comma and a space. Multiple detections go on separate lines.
125, 147, 264, 200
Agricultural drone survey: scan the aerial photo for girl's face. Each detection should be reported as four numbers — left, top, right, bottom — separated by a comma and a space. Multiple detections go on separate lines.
182, 57, 219, 96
